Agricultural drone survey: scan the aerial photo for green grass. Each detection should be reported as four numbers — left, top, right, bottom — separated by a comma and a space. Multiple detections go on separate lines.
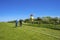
0, 22, 60, 40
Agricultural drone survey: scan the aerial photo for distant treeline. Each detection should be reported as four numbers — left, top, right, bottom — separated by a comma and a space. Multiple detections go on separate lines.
8, 20, 16, 23
8, 16, 60, 24
24, 16, 60, 24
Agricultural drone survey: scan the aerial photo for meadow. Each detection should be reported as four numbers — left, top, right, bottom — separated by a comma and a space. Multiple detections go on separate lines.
0, 22, 60, 40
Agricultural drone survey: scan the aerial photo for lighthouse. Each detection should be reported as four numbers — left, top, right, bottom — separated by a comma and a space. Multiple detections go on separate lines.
30, 14, 34, 24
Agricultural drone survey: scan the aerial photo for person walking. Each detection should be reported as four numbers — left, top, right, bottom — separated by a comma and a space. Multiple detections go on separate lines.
19, 20, 23, 27
15, 20, 18, 27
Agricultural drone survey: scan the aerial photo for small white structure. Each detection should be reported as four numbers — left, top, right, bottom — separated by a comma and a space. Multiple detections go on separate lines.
30, 14, 34, 22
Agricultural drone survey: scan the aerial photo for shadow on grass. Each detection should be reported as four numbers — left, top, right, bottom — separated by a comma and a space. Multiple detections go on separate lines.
0, 36, 4, 39
50, 27, 60, 30
24, 24, 60, 30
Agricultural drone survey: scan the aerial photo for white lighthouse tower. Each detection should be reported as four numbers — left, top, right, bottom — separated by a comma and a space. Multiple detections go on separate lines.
30, 14, 34, 24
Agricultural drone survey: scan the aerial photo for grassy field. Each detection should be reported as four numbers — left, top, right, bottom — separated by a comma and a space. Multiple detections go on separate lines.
0, 22, 60, 40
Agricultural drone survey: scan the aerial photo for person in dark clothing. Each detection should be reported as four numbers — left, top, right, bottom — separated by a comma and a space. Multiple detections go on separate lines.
15, 20, 18, 27
19, 20, 23, 27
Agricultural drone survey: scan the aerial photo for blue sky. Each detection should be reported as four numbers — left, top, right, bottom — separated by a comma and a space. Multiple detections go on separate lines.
0, 0, 60, 22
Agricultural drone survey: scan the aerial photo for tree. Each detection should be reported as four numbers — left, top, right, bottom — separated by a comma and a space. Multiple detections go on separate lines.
24, 19, 30, 23
42, 16, 52, 24
37, 17, 42, 24
58, 18, 60, 24
52, 17, 58, 24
